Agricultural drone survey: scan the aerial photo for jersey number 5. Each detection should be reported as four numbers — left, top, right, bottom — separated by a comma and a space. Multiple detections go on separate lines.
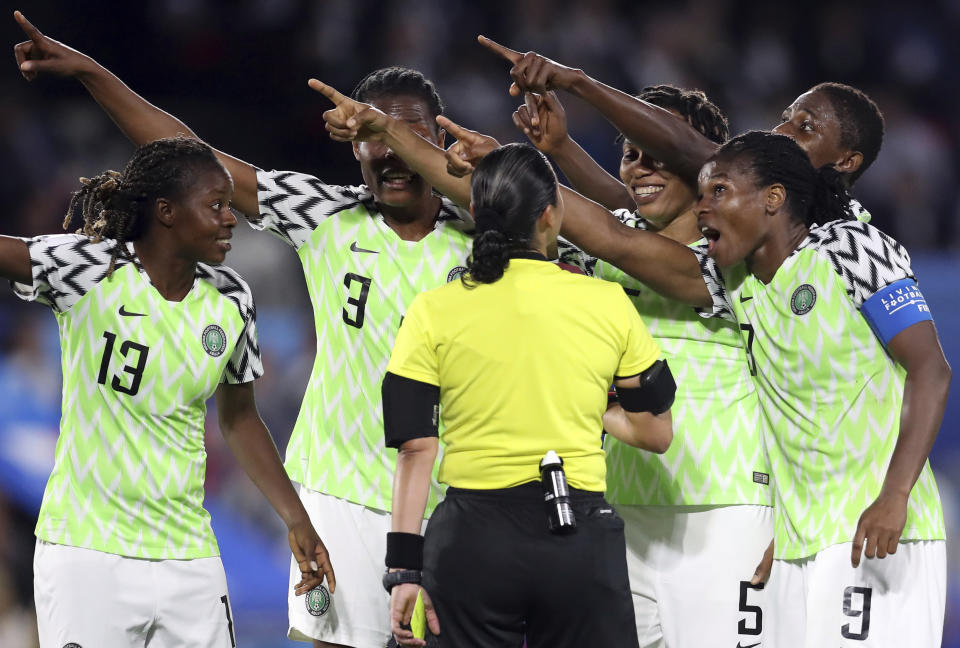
97, 331, 150, 396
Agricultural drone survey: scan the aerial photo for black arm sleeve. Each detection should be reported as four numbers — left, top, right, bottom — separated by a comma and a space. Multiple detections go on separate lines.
614, 360, 676, 415
382, 371, 441, 449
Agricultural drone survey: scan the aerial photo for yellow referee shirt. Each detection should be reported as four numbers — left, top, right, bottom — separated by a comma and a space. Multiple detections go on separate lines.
386, 257, 661, 492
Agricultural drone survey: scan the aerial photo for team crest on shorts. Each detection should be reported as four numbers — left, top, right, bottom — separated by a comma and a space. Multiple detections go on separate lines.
447, 266, 467, 282
306, 584, 331, 617
201, 324, 227, 357
790, 284, 817, 315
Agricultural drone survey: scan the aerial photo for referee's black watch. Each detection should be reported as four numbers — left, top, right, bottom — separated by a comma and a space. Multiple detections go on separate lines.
382, 569, 422, 593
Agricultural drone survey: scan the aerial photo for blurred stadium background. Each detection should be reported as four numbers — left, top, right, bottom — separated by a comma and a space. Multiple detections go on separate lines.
1, 0, 958, 645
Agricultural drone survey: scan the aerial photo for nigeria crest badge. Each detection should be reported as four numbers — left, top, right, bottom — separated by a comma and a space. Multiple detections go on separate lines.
306, 584, 331, 617
202, 324, 227, 357
790, 284, 817, 315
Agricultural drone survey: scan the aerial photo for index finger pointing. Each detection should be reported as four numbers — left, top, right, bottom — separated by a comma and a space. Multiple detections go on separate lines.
436, 115, 471, 140
307, 78, 348, 105
477, 35, 522, 64
13, 11, 44, 43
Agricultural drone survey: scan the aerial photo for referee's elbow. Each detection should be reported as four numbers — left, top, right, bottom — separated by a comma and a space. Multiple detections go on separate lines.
644, 410, 673, 454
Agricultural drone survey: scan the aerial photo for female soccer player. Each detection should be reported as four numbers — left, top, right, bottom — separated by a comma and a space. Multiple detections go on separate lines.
694, 131, 948, 647
0, 137, 334, 647
13, 12, 472, 646
567, 130, 947, 647
381, 144, 675, 648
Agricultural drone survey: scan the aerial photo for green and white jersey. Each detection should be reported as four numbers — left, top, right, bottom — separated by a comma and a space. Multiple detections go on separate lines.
254, 170, 473, 513
697, 220, 944, 559
13, 234, 262, 559
559, 213, 771, 508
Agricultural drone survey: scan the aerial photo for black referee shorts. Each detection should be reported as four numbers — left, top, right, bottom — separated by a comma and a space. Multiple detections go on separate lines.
422, 482, 639, 648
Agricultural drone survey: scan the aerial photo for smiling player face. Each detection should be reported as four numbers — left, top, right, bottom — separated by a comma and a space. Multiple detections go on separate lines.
619, 138, 696, 229
353, 94, 443, 215
170, 165, 237, 265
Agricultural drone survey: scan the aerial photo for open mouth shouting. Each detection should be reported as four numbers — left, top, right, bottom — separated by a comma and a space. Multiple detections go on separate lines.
700, 223, 721, 256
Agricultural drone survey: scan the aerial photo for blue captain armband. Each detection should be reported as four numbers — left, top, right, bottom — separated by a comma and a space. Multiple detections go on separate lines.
861, 278, 933, 346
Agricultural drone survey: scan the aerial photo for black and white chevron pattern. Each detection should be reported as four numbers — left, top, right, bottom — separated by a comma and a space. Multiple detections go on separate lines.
14, 234, 132, 313
196, 263, 263, 384
691, 244, 736, 321
800, 219, 913, 308
255, 170, 373, 248
255, 169, 472, 246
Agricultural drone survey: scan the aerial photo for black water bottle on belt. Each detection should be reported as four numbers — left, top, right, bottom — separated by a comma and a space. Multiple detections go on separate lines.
540, 450, 576, 534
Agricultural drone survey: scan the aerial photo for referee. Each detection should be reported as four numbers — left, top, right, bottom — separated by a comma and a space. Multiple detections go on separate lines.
380, 143, 676, 648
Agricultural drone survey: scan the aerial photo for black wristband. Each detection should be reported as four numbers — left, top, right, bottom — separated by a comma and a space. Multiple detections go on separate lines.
382, 568, 422, 593
385, 532, 424, 570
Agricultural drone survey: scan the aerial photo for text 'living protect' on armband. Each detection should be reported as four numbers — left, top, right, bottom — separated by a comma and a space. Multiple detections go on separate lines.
861, 278, 933, 346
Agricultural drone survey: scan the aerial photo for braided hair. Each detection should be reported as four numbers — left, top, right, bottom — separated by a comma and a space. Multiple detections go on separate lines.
615, 84, 728, 150
636, 84, 729, 145
808, 82, 884, 186
464, 143, 558, 285
351, 66, 444, 128
65, 136, 224, 273
712, 131, 853, 227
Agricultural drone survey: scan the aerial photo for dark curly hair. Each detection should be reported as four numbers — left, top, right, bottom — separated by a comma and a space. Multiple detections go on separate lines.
64, 136, 225, 273
636, 84, 729, 145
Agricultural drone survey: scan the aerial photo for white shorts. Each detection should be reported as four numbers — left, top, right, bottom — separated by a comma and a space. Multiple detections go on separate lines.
767, 540, 945, 648
34, 539, 235, 648
619, 504, 774, 648
287, 487, 427, 647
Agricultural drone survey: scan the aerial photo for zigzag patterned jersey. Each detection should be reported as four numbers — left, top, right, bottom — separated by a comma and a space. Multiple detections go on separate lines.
13, 234, 261, 559
697, 219, 944, 559
253, 170, 473, 513
564, 211, 771, 508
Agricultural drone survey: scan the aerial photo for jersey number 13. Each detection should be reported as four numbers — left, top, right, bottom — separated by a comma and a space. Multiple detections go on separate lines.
97, 331, 150, 396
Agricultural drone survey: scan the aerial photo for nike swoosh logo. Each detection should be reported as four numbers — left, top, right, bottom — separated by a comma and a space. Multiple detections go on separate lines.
739, 295, 754, 303
119, 306, 147, 317
737, 642, 760, 648
350, 241, 378, 254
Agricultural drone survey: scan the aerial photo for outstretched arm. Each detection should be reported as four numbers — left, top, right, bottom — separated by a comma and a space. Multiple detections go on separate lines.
13, 11, 260, 217
513, 91, 634, 212
559, 186, 711, 307
478, 35, 718, 184
215, 381, 336, 595
0, 237, 31, 285
850, 321, 951, 567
